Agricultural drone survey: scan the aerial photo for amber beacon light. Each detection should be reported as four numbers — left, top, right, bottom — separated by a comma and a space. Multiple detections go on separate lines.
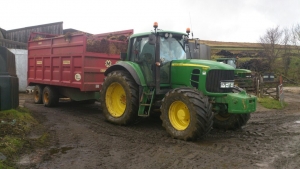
153, 22, 158, 29
186, 27, 190, 34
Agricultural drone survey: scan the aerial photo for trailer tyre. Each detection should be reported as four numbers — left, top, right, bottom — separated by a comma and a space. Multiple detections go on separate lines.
43, 86, 59, 107
213, 86, 251, 130
100, 71, 138, 125
34, 85, 43, 104
160, 88, 213, 141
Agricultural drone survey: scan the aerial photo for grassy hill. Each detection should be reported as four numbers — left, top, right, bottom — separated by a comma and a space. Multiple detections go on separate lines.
196, 39, 300, 84
199, 40, 262, 48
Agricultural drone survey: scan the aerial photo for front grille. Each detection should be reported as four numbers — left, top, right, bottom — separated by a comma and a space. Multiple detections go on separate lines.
206, 70, 234, 93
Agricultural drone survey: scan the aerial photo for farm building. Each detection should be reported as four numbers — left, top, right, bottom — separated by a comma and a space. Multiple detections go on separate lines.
0, 22, 66, 91
0, 28, 6, 39
0, 22, 63, 49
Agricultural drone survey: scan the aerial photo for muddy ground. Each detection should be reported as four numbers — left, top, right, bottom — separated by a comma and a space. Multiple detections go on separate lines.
17, 87, 300, 169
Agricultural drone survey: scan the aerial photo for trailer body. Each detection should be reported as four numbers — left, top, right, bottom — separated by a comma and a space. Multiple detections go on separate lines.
28, 30, 132, 102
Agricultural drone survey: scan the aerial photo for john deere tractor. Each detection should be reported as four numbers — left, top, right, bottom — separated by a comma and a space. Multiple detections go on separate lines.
100, 23, 256, 141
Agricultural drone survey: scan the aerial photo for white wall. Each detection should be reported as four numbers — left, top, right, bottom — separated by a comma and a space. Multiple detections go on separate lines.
9, 49, 28, 92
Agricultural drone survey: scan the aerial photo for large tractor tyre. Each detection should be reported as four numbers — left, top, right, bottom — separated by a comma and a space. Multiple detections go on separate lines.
34, 85, 43, 104
213, 86, 251, 130
160, 88, 213, 141
100, 71, 139, 125
213, 113, 250, 130
43, 86, 59, 107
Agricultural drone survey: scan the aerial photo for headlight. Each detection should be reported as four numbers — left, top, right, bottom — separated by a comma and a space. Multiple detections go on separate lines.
220, 81, 234, 88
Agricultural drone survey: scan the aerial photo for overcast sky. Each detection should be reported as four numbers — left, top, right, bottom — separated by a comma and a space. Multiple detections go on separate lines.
1, 0, 299, 42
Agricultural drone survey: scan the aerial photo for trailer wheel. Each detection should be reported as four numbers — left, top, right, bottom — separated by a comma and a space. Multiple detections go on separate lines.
213, 87, 251, 130
34, 85, 43, 104
100, 71, 138, 125
43, 86, 59, 107
160, 88, 213, 141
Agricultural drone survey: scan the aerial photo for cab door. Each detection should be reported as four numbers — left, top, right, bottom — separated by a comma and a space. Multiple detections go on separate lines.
129, 36, 156, 86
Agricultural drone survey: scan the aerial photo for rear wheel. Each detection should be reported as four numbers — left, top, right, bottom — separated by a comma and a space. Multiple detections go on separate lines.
43, 86, 59, 107
100, 71, 138, 125
160, 88, 213, 141
34, 85, 43, 104
213, 86, 251, 130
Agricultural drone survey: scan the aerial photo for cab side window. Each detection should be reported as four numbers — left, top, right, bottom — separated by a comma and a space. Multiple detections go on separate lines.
129, 37, 155, 85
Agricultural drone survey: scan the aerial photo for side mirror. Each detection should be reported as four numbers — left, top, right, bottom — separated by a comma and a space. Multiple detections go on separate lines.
148, 34, 156, 45
120, 53, 127, 61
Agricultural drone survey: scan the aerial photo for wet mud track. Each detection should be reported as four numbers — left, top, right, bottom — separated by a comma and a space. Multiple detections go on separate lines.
18, 92, 300, 169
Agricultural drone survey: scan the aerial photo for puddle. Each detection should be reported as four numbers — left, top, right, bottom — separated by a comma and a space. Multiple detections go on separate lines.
49, 146, 74, 155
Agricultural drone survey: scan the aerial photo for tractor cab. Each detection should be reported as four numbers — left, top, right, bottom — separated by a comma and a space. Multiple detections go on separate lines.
125, 22, 188, 93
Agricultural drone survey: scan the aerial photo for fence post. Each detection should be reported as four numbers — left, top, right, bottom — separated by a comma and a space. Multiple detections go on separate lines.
276, 83, 279, 100
259, 75, 263, 97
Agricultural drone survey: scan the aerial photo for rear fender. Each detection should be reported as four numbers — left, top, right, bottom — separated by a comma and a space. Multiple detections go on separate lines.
105, 61, 147, 86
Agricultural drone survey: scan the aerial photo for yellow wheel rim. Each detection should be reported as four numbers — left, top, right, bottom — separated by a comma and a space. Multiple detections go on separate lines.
105, 82, 126, 117
43, 92, 49, 104
34, 90, 40, 102
169, 101, 190, 130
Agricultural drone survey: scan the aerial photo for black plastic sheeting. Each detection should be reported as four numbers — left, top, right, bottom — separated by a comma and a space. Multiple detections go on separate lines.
0, 46, 19, 110
0, 46, 17, 76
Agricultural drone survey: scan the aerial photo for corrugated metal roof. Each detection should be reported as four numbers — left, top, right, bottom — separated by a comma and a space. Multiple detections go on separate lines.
0, 28, 6, 39
5, 22, 63, 44
6, 22, 63, 32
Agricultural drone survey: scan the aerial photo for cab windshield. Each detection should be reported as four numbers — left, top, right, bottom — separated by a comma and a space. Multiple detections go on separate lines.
160, 37, 186, 63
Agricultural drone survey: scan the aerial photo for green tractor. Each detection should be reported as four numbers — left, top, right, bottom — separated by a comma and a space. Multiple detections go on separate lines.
216, 58, 254, 90
100, 23, 256, 141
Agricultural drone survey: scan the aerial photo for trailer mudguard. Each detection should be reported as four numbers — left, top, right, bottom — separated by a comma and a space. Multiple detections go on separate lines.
105, 61, 147, 86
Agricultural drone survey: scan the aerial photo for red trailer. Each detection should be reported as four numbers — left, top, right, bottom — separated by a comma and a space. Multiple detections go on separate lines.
28, 30, 133, 106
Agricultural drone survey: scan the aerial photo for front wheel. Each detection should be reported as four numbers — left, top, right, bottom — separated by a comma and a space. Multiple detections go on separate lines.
160, 88, 213, 141
213, 113, 250, 130
213, 86, 251, 130
100, 71, 138, 125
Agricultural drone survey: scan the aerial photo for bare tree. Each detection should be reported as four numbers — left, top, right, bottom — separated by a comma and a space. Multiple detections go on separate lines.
259, 26, 283, 70
291, 24, 300, 54
282, 28, 291, 75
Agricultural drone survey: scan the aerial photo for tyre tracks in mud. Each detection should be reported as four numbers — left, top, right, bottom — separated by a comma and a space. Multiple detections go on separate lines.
21, 95, 300, 169
200, 111, 300, 168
